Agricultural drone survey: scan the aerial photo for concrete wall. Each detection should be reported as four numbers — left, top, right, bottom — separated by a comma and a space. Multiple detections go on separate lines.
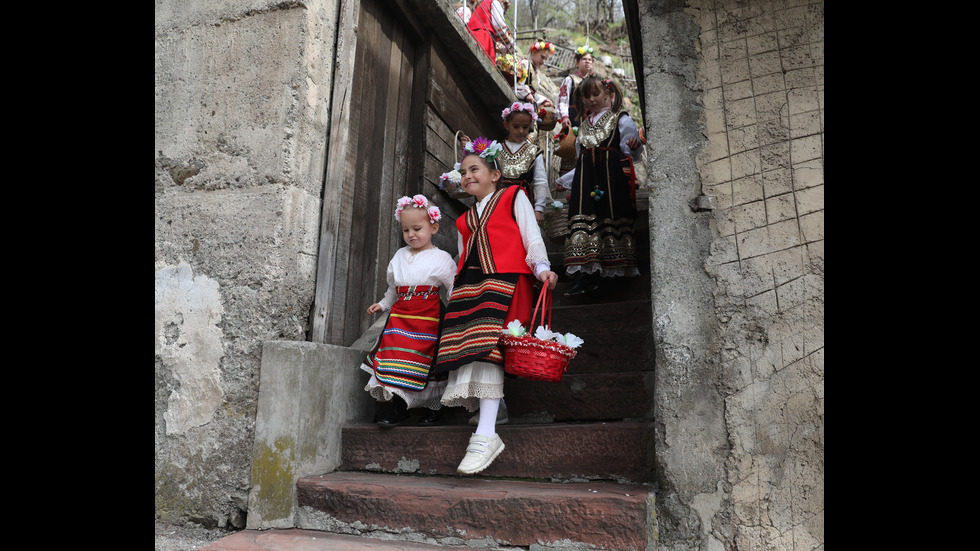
155, 0, 339, 528
638, 0, 824, 549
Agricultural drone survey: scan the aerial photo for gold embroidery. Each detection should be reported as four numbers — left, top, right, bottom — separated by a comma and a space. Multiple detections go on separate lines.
577, 110, 621, 149
500, 142, 540, 178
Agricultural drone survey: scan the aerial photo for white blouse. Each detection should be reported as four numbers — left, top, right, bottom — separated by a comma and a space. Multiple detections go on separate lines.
377, 246, 457, 311
456, 189, 552, 278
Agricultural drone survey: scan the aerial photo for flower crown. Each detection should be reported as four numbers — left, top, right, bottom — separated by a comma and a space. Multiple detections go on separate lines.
575, 45, 594, 57
463, 137, 503, 163
501, 101, 539, 122
530, 41, 555, 53
395, 194, 441, 224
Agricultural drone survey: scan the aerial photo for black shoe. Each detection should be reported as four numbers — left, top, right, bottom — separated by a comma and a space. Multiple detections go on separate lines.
564, 274, 599, 296
417, 408, 445, 426
376, 408, 411, 428
376, 397, 410, 428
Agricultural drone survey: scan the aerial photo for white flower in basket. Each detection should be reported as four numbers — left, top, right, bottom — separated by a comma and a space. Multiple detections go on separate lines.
503, 321, 583, 350
439, 168, 462, 190
500, 288, 581, 382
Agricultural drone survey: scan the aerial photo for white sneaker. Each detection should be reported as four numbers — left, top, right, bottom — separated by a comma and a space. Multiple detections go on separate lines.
467, 403, 509, 426
456, 433, 505, 474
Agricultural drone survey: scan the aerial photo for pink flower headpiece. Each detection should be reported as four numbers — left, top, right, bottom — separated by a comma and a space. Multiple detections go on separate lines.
395, 194, 441, 224
501, 102, 539, 122
463, 137, 503, 163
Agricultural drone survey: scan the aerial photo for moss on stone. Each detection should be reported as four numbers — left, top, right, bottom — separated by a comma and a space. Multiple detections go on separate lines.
249, 436, 296, 521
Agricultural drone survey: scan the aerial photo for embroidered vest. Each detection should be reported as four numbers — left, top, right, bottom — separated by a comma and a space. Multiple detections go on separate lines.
578, 110, 628, 150
455, 185, 533, 276
499, 141, 540, 202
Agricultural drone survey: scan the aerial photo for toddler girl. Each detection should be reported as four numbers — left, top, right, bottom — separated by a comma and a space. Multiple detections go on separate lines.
361, 195, 457, 427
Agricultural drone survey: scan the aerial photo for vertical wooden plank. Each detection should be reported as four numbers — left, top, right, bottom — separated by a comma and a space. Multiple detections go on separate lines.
370, 14, 412, 321
344, 0, 390, 345
310, 0, 361, 344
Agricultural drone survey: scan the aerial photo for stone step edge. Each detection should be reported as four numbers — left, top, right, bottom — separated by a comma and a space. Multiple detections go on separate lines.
295, 471, 655, 550
200, 528, 460, 550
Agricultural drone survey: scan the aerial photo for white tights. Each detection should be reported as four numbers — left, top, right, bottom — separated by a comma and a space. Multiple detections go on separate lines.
475, 397, 500, 436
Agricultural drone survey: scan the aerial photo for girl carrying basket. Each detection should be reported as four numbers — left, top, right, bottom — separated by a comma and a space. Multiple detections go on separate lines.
433, 137, 558, 475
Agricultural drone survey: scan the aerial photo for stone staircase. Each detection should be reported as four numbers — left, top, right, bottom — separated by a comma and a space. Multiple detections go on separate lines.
202, 194, 655, 551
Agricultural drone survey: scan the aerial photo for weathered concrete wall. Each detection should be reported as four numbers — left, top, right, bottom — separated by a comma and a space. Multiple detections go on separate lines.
246, 335, 376, 529
155, 0, 339, 528
639, 0, 824, 549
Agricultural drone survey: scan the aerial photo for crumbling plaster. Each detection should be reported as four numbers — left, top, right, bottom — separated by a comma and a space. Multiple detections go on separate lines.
154, 0, 339, 528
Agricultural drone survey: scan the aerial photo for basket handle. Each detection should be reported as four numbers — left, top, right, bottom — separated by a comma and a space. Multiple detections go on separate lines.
529, 285, 553, 331
454, 130, 462, 165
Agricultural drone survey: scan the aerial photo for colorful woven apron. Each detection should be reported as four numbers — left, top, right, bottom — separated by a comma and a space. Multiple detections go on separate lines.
365, 285, 442, 391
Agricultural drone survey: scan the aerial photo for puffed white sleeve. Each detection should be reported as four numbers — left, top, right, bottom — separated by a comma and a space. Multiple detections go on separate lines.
556, 167, 575, 190
532, 154, 551, 212
377, 258, 398, 311
435, 253, 457, 302
618, 114, 644, 162
513, 190, 551, 275
557, 76, 572, 120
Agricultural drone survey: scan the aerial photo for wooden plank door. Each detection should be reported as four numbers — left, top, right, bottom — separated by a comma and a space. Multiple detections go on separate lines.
311, 0, 422, 346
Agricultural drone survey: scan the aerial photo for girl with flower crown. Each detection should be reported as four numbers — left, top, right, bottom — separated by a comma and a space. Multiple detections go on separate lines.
361, 195, 458, 427
554, 75, 645, 296
433, 137, 558, 475
461, 103, 554, 225
499, 102, 555, 225
515, 40, 558, 108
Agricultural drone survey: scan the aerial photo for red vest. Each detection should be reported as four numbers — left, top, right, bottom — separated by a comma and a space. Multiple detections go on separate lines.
455, 185, 533, 276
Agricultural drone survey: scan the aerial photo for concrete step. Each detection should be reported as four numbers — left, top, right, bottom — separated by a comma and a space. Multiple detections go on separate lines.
296, 472, 654, 550
199, 528, 458, 550
341, 421, 655, 482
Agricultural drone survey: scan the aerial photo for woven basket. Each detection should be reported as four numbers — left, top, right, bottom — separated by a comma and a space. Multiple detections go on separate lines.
543, 201, 569, 243
537, 106, 557, 132
500, 287, 576, 382
441, 131, 470, 200
554, 127, 577, 159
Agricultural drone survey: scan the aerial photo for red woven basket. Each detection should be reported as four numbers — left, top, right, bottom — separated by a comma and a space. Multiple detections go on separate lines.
500, 286, 577, 382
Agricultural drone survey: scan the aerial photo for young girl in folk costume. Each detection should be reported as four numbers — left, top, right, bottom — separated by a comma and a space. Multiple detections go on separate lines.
361, 195, 458, 427
461, 102, 553, 226
433, 138, 559, 474
557, 45, 594, 131
466, 0, 514, 63
555, 45, 595, 180
515, 40, 558, 108
555, 76, 645, 296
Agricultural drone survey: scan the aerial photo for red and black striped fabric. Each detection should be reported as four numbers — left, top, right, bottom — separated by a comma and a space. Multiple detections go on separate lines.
366, 285, 442, 391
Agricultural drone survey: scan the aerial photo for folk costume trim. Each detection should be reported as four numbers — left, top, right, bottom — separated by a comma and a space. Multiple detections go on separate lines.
463, 187, 508, 275
577, 110, 625, 149
499, 141, 540, 179
367, 285, 442, 391
434, 275, 518, 370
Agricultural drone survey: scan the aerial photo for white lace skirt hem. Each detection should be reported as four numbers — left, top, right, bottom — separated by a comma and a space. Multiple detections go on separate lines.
440, 360, 505, 412
359, 363, 447, 410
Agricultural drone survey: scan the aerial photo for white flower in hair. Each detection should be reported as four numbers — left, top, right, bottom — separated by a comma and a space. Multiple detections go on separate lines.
464, 137, 503, 162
